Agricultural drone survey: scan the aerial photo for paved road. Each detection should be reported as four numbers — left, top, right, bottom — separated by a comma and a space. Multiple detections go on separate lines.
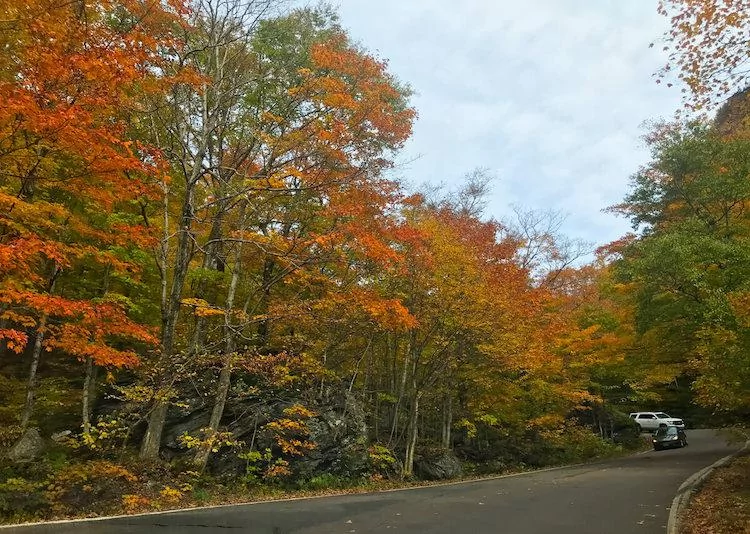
3, 429, 740, 534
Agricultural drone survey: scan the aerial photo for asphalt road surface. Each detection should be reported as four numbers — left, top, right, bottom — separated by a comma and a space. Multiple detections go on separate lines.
3, 429, 741, 534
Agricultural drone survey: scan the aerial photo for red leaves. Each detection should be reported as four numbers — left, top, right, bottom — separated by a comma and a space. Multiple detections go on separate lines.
0, 0, 180, 369
0, 289, 157, 366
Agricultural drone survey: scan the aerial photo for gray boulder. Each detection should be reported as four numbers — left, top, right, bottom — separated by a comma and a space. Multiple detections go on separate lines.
51, 430, 72, 443
293, 391, 369, 479
415, 449, 463, 480
7, 427, 44, 462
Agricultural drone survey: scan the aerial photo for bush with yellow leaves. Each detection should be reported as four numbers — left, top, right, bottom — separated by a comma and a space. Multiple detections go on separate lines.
46, 461, 139, 516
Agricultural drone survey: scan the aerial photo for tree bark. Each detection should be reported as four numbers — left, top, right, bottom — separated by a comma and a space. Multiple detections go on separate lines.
388, 333, 411, 448
140, 400, 169, 459
403, 392, 419, 477
194, 226, 243, 470
402, 338, 420, 477
82, 356, 94, 435
194, 362, 232, 470
20, 265, 59, 430
0, 314, 7, 358
188, 198, 227, 356
256, 256, 275, 346
441, 394, 452, 450
141, 174, 198, 461
20, 315, 47, 430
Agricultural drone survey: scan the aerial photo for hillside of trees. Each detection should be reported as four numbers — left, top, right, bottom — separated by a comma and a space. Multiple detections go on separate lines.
0, 0, 747, 522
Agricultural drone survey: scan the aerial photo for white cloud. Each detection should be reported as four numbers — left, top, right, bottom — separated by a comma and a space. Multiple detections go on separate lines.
332, 0, 683, 247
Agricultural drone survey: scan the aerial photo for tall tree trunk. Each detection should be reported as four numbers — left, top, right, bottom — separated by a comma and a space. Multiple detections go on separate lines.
388, 333, 411, 448
82, 356, 94, 435
141, 186, 197, 461
19, 265, 59, 430
441, 394, 452, 450
81, 266, 109, 435
194, 228, 243, 470
188, 201, 227, 356
402, 339, 420, 477
194, 362, 232, 470
0, 314, 7, 358
20, 315, 47, 430
403, 392, 419, 477
373, 385, 380, 440
256, 256, 275, 346
141, 401, 169, 459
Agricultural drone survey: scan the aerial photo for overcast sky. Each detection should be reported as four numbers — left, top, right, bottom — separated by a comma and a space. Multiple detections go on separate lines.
330, 0, 683, 248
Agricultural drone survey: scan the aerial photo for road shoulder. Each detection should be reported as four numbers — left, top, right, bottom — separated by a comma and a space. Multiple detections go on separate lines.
667, 438, 750, 534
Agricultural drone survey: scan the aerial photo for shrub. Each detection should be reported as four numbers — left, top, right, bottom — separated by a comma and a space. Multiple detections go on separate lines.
237, 448, 292, 485
46, 461, 138, 516
121, 494, 151, 513
158, 485, 184, 506
0, 477, 48, 521
368, 444, 399, 478
524, 423, 617, 466
192, 487, 210, 503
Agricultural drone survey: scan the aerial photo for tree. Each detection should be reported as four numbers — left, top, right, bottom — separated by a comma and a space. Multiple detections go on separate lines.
353, 191, 560, 475
503, 206, 592, 288
135, 0, 281, 461
612, 121, 750, 410
658, 0, 750, 110
137, 2, 415, 461
0, 0, 180, 431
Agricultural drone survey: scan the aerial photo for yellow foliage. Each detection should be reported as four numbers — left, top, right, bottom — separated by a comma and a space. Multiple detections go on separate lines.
262, 404, 317, 456
159, 485, 183, 504
194, 307, 226, 318
527, 414, 565, 430
180, 298, 225, 317
47, 461, 139, 515
282, 403, 316, 418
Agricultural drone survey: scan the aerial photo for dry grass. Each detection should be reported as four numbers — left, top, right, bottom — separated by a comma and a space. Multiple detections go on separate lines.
681, 453, 750, 534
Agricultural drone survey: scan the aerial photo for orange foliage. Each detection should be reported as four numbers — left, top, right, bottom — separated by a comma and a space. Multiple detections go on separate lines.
658, 0, 750, 110
263, 403, 317, 456
0, 288, 157, 366
0, 0, 182, 365
46, 460, 139, 515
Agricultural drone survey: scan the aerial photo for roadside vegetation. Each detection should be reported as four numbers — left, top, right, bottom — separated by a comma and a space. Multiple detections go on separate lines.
0, 0, 748, 525
681, 452, 750, 534
0, 432, 645, 524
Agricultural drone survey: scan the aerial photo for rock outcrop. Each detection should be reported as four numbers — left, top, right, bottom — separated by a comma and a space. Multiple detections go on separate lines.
157, 383, 370, 479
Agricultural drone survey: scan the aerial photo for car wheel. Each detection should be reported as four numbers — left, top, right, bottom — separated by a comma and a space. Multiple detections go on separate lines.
653, 444, 662, 451
637, 424, 643, 433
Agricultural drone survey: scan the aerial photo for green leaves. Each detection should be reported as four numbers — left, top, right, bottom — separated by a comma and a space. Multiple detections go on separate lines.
614, 120, 750, 411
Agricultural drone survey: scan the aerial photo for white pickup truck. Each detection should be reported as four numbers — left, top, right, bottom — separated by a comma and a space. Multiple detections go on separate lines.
629, 412, 685, 432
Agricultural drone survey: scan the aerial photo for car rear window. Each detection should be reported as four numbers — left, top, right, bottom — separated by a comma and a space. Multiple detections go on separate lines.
655, 413, 670, 418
